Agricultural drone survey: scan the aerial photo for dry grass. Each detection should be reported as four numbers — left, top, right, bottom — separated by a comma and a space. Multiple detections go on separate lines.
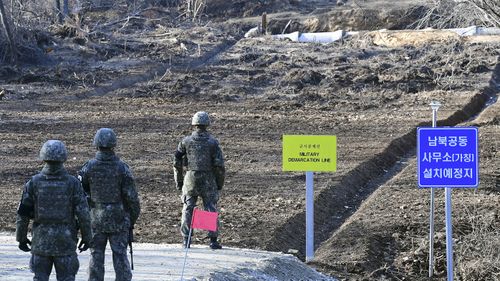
455, 197, 500, 280
410, 0, 500, 29
185, 0, 205, 20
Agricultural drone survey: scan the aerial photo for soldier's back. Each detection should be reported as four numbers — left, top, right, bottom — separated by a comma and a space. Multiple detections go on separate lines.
30, 171, 80, 256
84, 153, 131, 233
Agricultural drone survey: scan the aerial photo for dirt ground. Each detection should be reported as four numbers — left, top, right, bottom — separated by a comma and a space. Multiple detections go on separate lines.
0, 0, 499, 280
0, 234, 334, 280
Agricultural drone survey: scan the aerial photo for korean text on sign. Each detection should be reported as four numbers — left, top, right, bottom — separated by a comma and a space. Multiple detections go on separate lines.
417, 127, 479, 188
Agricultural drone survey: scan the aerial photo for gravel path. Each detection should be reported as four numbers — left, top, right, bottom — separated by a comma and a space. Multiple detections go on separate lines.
0, 234, 335, 281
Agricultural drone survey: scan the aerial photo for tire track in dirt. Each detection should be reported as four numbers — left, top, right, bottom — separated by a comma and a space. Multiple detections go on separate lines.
265, 57, 500, 260
72, 38, 238, 100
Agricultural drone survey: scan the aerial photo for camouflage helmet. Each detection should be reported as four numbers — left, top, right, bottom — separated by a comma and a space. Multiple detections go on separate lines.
191, 111, 210, 126
93, 128, 117, 148
39, 140, 67, 162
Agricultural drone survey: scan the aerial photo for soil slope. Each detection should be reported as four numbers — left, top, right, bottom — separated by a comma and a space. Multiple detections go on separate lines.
0, 1, 499, 280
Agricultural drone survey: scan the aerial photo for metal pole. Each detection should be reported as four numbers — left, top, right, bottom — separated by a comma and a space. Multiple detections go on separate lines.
445, 187, 454, 281
428, 188, 435, 278
180, 209, 195, 281
305, 171, 314, 262
428, 101, 441, 278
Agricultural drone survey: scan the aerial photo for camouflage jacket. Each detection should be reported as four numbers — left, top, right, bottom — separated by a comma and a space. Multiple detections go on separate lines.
174, 130, 225, 195
79, 151, 140, 233
16, 164, 92, 256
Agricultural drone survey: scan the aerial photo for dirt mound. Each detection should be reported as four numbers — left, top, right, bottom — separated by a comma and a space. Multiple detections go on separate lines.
209, 256, 335, 280
204, 0, 292, 18
267, 5, 426, 34
369, 29, 461, 47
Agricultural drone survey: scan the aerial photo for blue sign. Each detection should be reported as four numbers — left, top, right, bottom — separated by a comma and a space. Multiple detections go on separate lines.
417, 127, 479, 188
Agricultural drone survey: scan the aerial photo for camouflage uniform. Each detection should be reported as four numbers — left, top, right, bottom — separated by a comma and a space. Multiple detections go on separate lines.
16, 140, 92, 281
79, 128, 140, 281
174, 112, 225, 248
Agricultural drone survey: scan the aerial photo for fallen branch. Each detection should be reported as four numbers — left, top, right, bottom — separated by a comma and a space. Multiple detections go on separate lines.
411, 0, 500, 29
464, 0, 500, 27
99, 15, 145, 29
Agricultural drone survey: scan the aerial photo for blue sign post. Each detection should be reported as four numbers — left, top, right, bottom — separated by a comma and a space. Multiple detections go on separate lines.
418, 126, 479, 281
418, 127, 479, 188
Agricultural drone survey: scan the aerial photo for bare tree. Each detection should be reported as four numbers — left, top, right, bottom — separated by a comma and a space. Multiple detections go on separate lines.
0, 0, 17, 63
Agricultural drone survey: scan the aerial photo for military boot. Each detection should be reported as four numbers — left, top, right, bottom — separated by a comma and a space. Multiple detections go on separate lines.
209, 237, 222, 249
183, 237, 191, 248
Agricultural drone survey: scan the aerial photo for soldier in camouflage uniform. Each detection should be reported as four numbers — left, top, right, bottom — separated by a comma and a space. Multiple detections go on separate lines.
78, 128, 140, 281
174, 111, 225, 249
16, 140, 93, 281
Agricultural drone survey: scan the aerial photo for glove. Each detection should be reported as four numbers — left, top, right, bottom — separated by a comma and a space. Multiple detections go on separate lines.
78, 240, 92, 253
18, 239, 31, 252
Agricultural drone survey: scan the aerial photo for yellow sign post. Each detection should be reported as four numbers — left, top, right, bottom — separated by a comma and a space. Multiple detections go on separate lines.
282, 135, 337, 262
282, 135, 337, 172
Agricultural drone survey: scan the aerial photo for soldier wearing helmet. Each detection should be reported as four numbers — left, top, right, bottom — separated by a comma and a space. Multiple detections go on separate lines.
16, 140, 93, 281
78, 128, 140, 281
174, 111, 226, 249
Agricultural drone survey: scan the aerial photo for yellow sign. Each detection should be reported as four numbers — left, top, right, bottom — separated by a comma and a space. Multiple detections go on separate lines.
282, 135, 337, 172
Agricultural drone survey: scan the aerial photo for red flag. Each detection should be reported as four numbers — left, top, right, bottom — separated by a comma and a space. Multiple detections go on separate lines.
191, 208, 218, 232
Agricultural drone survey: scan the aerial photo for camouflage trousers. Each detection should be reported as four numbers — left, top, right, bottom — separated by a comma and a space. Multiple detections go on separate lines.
181, 194, 219, 239
89, 230, 132, 281
30, 253, 79, 281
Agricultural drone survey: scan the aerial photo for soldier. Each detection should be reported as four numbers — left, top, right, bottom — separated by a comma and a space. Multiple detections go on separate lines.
174, 111, 225, 249
78, 128, 140, 281
16, 140, 93, 281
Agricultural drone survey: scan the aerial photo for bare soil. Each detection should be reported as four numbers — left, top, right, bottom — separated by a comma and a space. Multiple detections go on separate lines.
1, 1, 499, 280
